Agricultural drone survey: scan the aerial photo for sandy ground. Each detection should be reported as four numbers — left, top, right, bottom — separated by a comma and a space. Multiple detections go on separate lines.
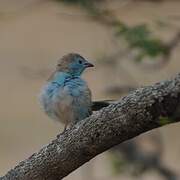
0, 1, 180, 179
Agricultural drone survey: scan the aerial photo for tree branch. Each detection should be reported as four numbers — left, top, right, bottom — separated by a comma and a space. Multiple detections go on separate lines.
2, 74, 180, 180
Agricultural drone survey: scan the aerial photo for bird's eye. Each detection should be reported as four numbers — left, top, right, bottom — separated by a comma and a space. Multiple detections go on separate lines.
78, 60, 82, 64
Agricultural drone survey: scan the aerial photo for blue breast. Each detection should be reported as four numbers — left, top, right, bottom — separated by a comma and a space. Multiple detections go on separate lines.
40, 71, 90, 122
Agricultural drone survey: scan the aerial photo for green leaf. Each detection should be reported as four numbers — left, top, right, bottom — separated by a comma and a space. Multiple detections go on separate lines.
158, 116, 173, 126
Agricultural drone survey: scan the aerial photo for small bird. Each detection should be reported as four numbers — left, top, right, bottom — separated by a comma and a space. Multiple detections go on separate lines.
39, 53, 94, 131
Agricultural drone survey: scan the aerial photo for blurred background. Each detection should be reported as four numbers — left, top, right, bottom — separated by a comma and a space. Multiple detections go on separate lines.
0, 0, 180, 179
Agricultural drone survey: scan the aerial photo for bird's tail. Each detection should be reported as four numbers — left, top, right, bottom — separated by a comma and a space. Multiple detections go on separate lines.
92, 100, 115, 111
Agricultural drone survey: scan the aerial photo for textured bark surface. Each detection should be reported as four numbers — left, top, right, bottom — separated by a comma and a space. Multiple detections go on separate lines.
1, 74, 180, 180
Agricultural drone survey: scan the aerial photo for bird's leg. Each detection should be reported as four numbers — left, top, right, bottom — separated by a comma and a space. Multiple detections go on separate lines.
63, 122, 68, 133
57, 122, 68, 138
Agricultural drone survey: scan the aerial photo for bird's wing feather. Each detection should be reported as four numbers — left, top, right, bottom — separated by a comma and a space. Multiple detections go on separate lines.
92, 100, 115, 111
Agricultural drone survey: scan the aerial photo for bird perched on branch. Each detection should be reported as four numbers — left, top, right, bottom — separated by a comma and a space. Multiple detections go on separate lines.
40, 53, 95, 131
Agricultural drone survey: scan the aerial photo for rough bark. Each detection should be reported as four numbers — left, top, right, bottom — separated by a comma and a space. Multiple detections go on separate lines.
2, 74, 180, 180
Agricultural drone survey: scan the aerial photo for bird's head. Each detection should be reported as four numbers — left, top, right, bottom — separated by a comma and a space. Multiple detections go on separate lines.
55, 53, 94, 76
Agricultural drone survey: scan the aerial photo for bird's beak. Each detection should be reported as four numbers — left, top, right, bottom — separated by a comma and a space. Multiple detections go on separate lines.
84, 62, 94, 68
